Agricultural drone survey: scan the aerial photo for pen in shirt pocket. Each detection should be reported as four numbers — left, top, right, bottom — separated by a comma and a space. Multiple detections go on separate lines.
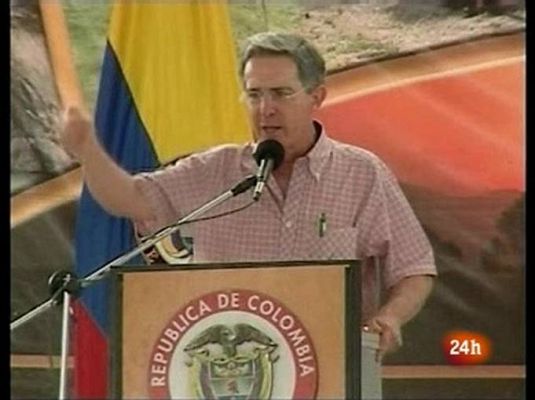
318, 212, 327, 238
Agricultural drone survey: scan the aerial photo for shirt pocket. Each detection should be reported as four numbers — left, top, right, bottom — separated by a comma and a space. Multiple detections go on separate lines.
313, 227, 359, 260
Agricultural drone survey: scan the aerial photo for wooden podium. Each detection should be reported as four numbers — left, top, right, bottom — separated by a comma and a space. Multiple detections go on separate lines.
109, 260, 382, 399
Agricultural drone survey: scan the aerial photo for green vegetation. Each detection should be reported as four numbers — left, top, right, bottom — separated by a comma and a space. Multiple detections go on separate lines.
61, 1, 303, 111
61, 0, 110, 109
229, 2, 301, 47
62, 1, 406, 110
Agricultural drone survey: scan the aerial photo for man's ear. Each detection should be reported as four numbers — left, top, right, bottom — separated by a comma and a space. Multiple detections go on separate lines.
311, 85, 327, 108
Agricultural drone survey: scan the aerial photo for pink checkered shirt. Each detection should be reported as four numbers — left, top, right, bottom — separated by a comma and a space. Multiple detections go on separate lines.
135, 122, 436, 318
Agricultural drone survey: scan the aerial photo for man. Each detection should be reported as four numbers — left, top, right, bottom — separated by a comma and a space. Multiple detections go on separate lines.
62, 32, 436, 360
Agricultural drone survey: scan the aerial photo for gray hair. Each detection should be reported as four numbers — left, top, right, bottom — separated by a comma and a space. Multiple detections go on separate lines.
239, 32, 326, 92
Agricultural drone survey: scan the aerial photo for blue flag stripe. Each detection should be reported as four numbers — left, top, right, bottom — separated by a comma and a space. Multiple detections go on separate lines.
76, 43, 158, 332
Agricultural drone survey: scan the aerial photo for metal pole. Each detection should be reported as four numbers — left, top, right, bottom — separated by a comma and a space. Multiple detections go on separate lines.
259, 0, 269, 30
58, 291, 72, 400
10, 297, 58, 331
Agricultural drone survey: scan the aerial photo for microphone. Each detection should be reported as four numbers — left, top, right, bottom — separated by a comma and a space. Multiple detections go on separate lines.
252, 139, 285, 201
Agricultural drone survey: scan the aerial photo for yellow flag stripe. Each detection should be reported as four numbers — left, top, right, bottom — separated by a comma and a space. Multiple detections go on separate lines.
108, 2, 250, 163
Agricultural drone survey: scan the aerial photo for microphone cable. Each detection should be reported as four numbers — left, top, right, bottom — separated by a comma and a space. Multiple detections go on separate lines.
177, 200, 256, 225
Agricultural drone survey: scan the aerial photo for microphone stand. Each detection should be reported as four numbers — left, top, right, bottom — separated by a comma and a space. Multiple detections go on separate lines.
10, 174, 257, 399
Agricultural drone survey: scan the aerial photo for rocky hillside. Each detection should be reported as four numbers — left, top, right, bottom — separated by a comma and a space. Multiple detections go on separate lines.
251, 1, 525, 71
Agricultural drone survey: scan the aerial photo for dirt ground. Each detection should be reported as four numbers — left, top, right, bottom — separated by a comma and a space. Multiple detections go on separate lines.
283, 2, 525, 71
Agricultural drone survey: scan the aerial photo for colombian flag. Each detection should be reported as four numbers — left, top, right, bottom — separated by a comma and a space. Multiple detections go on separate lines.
72, 2, 249, 397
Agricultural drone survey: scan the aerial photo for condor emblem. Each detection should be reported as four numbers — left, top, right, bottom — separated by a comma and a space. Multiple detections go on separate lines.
185, 324, 277, 399
148, 290, 318, 399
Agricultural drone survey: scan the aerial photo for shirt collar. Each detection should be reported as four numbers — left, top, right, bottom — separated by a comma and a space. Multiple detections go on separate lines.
241, 120, 333, 181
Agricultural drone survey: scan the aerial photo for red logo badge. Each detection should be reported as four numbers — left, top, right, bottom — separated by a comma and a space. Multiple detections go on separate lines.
148, 289, 318, 399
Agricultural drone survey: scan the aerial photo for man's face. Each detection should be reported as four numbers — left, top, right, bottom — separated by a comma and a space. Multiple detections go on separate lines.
242, 55, 326, 162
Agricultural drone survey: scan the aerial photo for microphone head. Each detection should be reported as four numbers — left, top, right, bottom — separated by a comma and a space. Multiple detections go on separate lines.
253, 139, 285, 170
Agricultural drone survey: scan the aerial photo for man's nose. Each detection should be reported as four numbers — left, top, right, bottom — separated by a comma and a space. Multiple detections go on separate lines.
259, 93, 277, 116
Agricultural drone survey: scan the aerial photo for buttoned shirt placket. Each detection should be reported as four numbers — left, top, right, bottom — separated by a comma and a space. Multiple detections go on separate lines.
267, 159, 312, 260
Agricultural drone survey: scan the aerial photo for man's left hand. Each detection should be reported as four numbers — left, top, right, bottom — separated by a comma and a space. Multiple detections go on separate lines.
364, 315, 402, 362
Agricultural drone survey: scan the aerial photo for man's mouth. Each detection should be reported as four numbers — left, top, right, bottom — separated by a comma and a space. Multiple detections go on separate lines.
260, 125, 282, 135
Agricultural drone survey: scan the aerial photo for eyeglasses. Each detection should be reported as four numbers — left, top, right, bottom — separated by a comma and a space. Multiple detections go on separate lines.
240, 87, 307, 105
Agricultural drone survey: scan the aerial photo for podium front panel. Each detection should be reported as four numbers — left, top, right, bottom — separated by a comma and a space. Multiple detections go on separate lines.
110, 261, 362, 399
